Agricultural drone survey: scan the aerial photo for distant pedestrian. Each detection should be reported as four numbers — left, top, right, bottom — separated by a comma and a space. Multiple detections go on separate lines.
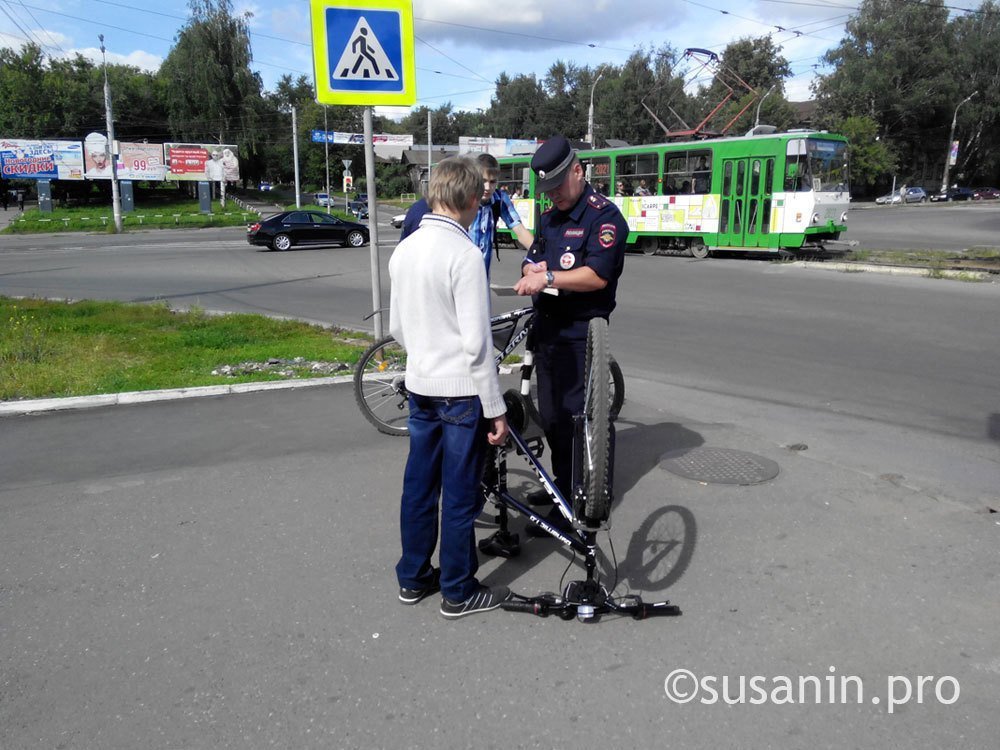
17, 191, 25, 211
1, 189, 8, 211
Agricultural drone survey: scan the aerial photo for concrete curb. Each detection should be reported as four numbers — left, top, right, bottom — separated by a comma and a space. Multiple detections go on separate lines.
790, 260, 993, 281
0, 374, 356, 417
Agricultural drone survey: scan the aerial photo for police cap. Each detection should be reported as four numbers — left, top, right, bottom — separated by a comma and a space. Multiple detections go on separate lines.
530, 135, 576, 192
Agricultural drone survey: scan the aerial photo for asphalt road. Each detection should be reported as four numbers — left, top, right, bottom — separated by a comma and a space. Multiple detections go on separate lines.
1, 203, 999, 748
847, 201, 1000, 251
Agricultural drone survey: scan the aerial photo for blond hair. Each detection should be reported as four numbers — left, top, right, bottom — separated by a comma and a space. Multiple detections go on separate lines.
427, 157, 481, 214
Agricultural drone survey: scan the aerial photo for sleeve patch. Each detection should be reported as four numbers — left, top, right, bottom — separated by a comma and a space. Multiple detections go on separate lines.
598, 223, 617, 248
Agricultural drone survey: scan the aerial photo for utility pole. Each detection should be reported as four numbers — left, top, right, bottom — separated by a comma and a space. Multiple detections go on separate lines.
292, 106, 301, 208
940, 91, 977, 193
99, 35, 122, 233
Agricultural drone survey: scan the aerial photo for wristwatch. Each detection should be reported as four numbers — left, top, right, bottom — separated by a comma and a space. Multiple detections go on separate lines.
545, 271, 555, 288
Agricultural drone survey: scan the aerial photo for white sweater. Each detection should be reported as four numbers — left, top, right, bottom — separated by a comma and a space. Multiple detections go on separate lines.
388, 214, 506, 419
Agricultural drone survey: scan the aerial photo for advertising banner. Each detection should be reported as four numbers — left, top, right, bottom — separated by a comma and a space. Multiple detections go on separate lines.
311, 130, 413, 145
0, 138, 85, 180
115, 142, 167, 181
83, 132, 114, 178
164, 143, 240, 181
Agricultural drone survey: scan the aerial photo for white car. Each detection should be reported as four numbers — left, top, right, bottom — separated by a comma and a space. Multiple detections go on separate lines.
875, 187, 927, 205
314, 193, 332, 207
391, 213, 406, 229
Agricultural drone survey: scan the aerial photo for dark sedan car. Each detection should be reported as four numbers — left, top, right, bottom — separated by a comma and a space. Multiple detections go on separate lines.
929, 187, 975, 202
246, 210, 369, 251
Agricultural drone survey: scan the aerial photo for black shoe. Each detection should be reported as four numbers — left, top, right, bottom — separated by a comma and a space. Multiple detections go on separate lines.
440, 585, 512, 618
525, 510, 571, 539
398, 568, 440, 605
525, 488, 554, 506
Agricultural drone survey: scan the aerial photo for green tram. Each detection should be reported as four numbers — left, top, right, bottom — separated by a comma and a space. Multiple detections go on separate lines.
496, 130, 850, 258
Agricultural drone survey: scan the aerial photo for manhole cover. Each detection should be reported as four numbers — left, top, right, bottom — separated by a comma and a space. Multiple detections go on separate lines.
659, 447, 779, 485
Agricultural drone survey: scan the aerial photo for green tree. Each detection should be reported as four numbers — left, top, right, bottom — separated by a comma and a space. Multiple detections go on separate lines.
814, 0, 955, 184
159, 0, 265, 183
948, 1, 1000, 184
834, 115, 896, 191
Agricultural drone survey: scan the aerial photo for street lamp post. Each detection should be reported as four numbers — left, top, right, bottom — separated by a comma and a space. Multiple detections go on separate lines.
940, 91, 977, 193
755, 85, 775, 128
586, 71, 604, 147
98, 35, 122, 233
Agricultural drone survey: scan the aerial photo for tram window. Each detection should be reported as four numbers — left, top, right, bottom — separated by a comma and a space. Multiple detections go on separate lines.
665, 152, 710, 194
723, 162, 733, 196
785, 140, 811, 192
751, 160, 761, 194
762, 198, 771, 234
691, 151, 711, 194
614, 153, 657, 196
582, 156, 611, 195
765, 159, 774, 193
748, 199, 758, 234
737, 161, 746, 196
498, 163, 529, 197
721, 199, 729, 233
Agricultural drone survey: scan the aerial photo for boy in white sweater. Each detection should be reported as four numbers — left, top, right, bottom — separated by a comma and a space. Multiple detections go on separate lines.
388, 157, 511, 618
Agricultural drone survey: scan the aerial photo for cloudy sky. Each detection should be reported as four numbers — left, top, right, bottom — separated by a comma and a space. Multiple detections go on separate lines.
0, 0, 982, 117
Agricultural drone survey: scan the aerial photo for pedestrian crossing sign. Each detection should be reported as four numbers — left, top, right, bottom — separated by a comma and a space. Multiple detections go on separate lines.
311, 0, 416, 106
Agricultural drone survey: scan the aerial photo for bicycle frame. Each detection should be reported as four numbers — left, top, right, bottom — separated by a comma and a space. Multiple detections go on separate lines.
481, 420, 680, 622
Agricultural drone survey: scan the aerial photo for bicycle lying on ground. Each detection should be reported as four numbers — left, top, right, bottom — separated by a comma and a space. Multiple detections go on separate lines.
353, 305, 625, 438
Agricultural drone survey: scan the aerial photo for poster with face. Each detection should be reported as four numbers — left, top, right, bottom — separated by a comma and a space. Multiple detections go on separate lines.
83, 132, 113, 178
163, 143, 239, 181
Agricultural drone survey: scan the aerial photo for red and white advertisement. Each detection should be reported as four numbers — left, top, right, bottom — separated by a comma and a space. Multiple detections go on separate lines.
164, 143, 239, 182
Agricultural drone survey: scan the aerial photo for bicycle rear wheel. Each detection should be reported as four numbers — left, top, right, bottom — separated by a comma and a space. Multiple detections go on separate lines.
354, 336, 410, 436
581, 317, 612, 522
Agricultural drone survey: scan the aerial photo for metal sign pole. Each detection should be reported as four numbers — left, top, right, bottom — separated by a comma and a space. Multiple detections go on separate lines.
364, 106, 383, 340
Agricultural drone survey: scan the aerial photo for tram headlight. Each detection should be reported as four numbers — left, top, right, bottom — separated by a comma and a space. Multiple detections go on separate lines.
811, 212, 821, 225
840, 211, 848, 223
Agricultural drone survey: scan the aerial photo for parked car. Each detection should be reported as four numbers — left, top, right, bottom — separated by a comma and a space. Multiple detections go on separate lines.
875, 186, 928, 205
930, 187, 974, 202
258, 181, 273, 191
391, 212, 406, 229
972, 187, 1000, 200
314, 192, 332, 207
246, 210, 369, 251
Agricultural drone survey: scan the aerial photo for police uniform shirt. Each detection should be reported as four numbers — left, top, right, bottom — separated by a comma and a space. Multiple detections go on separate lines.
526, 182, 627, 321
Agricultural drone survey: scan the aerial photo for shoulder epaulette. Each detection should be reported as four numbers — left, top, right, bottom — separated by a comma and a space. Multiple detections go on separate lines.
587, 192, 610, 210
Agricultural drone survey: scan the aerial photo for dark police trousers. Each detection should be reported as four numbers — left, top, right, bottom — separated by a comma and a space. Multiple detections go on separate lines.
533, 314, 615, 505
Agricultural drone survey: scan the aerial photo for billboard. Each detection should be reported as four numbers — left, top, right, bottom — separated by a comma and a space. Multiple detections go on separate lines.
0, 138, 85, 180
116, 142, 167, 181
163, 143, 240, 182
310, 130, 413, 145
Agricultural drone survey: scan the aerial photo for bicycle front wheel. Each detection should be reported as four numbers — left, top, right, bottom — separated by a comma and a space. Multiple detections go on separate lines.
354, 336, 410, 436
581, 317, 612, 522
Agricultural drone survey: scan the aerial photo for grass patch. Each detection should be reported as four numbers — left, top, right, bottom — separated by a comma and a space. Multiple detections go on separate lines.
0, 297, 373, 401
3, 200, 260, 234
848, 248, 1000, 266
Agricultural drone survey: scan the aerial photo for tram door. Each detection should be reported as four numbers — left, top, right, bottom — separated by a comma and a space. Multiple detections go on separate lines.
718, 158, 772, 247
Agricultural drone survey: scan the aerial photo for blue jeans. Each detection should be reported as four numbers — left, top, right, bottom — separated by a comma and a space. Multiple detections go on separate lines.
396, 393, 487, 602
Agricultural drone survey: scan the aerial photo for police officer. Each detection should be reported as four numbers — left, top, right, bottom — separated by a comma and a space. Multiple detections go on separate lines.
513, 135, 627, 532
